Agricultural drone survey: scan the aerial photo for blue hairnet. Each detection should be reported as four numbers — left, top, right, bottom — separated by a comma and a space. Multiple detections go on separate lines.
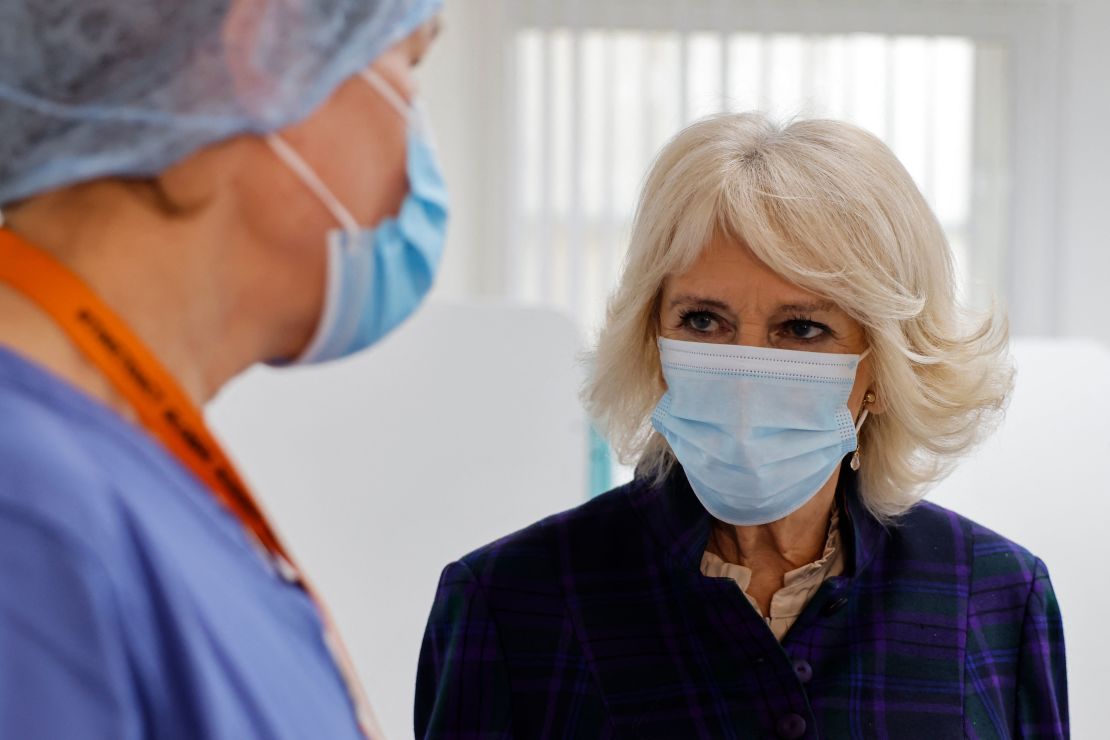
0, 0, 441, 206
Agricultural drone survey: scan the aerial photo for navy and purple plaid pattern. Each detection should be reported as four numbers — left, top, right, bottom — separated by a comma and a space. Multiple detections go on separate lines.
415, 468, 1067, 738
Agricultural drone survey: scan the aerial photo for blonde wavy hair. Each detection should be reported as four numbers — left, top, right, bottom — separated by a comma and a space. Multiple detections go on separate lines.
584, 112, 1013, 521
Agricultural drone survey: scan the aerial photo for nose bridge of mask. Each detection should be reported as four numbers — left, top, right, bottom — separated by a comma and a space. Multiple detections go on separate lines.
658, 338, 863, 382
264, 66, 415, 237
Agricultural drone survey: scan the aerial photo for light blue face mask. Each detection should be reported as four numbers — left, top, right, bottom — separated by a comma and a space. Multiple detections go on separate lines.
266, 68, 449, 364
651, 337, 871, 526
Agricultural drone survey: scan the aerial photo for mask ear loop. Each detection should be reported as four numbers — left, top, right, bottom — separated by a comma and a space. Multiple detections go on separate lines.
850, 347, 874, 471
854, 407, 870, 433
357, 67, 440, 149
265, 134, 361, 236
358, 68, 413, 124
849, 407, 870, 472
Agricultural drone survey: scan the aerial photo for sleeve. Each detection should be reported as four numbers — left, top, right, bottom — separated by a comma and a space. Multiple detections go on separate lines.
1015, 557, 1069, 738
414, 560, 514, 739
0, 509, 140, 740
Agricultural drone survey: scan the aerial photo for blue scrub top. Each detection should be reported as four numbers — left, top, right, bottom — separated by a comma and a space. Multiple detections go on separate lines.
0, 347, 365, 739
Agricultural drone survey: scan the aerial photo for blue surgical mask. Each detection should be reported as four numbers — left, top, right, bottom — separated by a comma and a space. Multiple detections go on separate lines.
266, 68, 449, 364
651, 337, 871, 526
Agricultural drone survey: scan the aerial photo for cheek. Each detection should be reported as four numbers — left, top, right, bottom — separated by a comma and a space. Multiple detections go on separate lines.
232, 142, 335, 258
359, 118, 409, 224
341, 53, 414, 223
280, 68, 411, 228
312, 104, 408, 227
847, 363, 875, 410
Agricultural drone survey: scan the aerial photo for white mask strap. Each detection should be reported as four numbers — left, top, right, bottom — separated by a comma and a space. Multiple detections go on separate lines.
855, 347, 873, 432
265, 133, 360, 236
358, 68, 413, 124
855, 407, 870, 434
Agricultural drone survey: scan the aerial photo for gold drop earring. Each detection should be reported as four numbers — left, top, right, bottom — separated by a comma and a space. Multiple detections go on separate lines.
850, 391, 877, 472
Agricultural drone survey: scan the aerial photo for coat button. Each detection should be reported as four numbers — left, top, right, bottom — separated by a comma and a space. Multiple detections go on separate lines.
792, 658, 813, 684
776, 713, 807, 739
821, 595, 849, 616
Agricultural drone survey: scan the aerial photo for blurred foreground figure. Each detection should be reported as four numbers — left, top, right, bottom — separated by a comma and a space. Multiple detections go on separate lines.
0, 1, 446, 737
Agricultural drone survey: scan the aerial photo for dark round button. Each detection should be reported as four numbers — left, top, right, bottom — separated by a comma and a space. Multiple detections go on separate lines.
821, 595, 849, 617
792, 658, 813, 684
776, 713, 807, 739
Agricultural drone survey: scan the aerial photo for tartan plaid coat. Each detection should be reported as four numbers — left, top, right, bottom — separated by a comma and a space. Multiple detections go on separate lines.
415, 467, 1068, 739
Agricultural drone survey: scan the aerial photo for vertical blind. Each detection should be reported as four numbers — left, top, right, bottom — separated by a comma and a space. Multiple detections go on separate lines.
509, 27, 1008, 332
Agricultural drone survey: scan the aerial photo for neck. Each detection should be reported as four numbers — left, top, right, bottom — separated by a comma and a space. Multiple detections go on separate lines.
706, 479, 840, 618
0, 192, 271, 411
707, 476, 839, 572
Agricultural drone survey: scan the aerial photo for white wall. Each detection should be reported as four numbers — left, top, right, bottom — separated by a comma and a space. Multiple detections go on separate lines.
419, 0, 509, 301
1057, 0, 1110, 343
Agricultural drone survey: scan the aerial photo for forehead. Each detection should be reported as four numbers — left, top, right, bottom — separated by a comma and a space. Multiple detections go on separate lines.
663, 235, 831, 309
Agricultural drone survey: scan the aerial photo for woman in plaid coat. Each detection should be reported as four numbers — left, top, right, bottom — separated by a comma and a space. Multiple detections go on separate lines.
415, 113, 1068, 739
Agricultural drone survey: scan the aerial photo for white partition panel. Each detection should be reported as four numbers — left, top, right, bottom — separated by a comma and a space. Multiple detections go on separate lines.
207, 301, 588, 740
930, 338, 1109, 738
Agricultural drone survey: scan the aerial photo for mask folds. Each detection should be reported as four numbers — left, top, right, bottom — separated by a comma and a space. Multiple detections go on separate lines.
652, 337, 870, 525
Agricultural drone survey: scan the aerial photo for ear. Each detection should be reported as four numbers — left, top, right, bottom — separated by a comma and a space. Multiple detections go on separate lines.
153, 137, 248, 216
864, 387, 887, 415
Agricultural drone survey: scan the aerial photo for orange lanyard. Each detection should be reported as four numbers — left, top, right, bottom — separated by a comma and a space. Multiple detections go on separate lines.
0, 228, 383, 740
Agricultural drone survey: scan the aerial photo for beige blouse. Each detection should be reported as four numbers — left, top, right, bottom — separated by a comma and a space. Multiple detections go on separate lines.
699, 511, 844, 642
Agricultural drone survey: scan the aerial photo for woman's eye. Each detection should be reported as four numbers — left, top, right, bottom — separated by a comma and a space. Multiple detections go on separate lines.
682, 311, 719, 333
783, 320, 827, 341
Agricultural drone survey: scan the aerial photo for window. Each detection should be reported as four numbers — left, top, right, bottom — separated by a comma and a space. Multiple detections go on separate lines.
510, 27, 1009, 333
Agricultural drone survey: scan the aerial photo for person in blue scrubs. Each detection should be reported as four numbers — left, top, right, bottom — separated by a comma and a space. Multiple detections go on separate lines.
0, 1, 445, 737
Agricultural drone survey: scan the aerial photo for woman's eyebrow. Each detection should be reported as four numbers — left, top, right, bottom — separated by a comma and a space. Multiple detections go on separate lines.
774, 300, 839, 314
668, 295, 734, 312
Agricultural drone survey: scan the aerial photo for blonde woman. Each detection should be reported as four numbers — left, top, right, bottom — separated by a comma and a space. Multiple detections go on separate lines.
415, 114, 1067, 738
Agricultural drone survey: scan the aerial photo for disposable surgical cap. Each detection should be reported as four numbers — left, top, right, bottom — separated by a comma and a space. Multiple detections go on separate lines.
0, 0, 442, 206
